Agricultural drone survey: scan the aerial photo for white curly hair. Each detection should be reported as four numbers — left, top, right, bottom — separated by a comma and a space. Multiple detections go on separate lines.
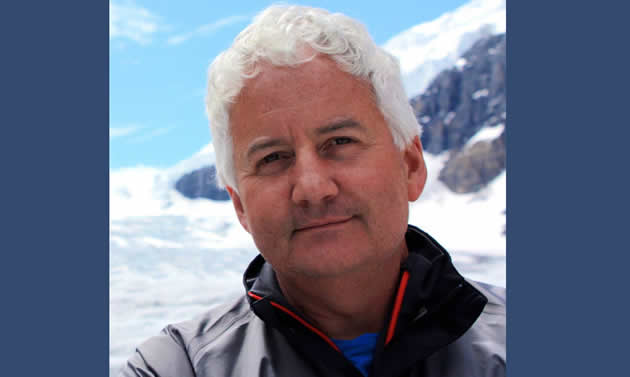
206, 4, 421, 191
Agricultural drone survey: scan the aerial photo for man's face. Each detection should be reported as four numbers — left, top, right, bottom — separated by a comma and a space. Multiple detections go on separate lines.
227, 56, 426, 279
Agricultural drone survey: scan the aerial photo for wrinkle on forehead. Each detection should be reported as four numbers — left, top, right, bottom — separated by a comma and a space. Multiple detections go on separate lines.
257, 96, 325, 119
235, 55, 372, 112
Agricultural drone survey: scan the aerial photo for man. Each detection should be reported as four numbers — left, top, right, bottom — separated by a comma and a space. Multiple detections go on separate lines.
121, 5, 505, 377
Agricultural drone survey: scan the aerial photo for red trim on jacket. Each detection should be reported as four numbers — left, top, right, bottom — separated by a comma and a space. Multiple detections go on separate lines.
385, 270, 410, 345
249, 269, 410, 351
247, 291, 341, 352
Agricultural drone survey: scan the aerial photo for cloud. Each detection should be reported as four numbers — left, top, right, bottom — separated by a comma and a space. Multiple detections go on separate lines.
129, 126, 176, 143
111, 124, 176, 143
167, 15, 250, 46
110, 1, 161, 45
110, 125, 142, 139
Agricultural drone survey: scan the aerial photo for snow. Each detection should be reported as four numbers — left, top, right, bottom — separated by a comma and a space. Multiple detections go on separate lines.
455, 57, 468, 70
444, 111, 456, 125
465, 123, 504, 146
472, 88, 489, 99
109, 144, 218, 220
383, 0, 505, 97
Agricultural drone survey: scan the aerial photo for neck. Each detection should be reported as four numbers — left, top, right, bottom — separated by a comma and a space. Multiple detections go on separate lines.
276, 247, 407, 340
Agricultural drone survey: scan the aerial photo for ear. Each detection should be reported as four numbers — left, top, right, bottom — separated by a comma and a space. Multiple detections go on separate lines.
226, 185, 251, 233
403, 135, 427, 202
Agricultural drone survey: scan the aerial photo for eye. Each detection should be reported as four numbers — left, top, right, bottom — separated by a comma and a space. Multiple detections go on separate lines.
260, 152, 281, 165
255, 151, 294, 175
321, 137, 358, 157
256, 151, 293, 170
330, 137, 354, 146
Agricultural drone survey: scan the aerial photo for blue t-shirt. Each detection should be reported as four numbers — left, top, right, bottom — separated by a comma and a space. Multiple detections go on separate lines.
332, 333, 379, 376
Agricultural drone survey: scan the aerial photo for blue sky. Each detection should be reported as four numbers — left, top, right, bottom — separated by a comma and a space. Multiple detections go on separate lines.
110, 0, 469, 169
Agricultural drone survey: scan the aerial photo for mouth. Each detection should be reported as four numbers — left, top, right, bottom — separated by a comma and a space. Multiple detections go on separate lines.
294, 216, 354, 233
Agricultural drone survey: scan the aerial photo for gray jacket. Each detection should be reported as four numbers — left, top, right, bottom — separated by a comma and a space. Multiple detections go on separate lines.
120, 226, 506, 377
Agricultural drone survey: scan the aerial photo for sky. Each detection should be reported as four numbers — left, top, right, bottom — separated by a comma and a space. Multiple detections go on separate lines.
109, 0, 470, 169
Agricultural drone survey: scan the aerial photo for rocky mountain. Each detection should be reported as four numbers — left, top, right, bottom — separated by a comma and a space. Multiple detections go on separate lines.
413, 33, 506, 193
383, 0, 505, 97
174, 166, 230, 201
175, 33, 506, 200
438, 129, 505, 193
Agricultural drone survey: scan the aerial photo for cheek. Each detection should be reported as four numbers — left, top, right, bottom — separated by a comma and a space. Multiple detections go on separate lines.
355, 157, 409, 217
241, 183, 291, 235
353, 154, 407, 192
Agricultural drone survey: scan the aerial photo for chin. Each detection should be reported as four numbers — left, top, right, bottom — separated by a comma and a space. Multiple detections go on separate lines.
284, 244, 373, 278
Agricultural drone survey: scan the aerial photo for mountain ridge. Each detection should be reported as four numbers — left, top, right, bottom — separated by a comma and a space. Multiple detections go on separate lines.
415, 33, 506, 193
383, 0, 505, 97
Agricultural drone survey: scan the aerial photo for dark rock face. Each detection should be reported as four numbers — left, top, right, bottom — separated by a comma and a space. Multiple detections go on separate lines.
412, 33, 506, 193
438, 129, 505, 193
174, 166, 230, 201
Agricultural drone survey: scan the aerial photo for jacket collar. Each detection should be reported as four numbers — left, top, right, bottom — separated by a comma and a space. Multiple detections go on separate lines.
371, 226, 488, 376
242, 225, 485, 310
242, 225, 488, 374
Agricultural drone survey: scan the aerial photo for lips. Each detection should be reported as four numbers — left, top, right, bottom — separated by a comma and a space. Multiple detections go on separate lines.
294, 216, 354, 232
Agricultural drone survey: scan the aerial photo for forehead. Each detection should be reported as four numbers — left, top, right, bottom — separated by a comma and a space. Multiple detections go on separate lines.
229, 57, 380, 139
241, 56, 371, 102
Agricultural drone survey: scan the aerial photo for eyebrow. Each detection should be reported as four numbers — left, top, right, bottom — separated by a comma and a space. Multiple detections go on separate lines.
246, 139, 285, 160
245, 118, 365, 160
316, 118, 365, 135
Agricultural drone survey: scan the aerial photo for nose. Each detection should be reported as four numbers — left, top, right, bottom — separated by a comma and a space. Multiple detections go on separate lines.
290, 150, 339, 207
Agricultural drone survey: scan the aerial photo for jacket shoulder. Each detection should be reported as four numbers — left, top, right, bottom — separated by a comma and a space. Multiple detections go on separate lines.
469, 280, 506, 316
119, 295, 254, 377
466, 280, 506, 344
424, 281, 506, 377
462, 280, 506, 375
